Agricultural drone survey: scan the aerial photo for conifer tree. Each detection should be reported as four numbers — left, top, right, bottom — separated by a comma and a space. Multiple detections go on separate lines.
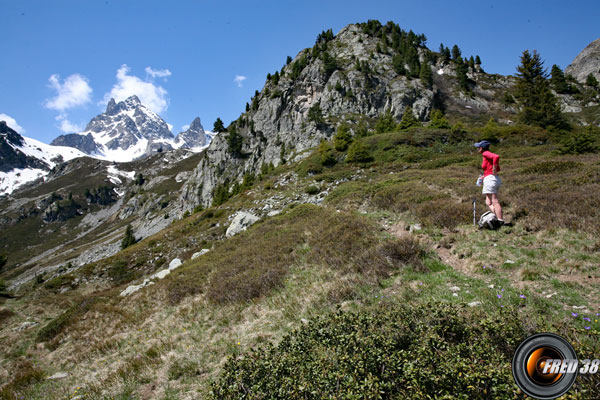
334, 123, 353, 151
319, 140, 336, 166
398, 106, 421, 130
346, 140, 372, 163
428, 109, 450, 129
374, 110, 397, 133
420, 62, 433, 89
515, 50, 568, 130
213, 118, 226, 133
227, 126, 243, 156
121, 224, 137, 250
455, 58, 471, 94
451, 45, 461, 61
550, 65, 570, 93
586, 73, 599, 90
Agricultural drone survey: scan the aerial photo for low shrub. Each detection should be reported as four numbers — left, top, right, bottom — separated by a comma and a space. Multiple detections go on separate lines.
416, 199, 472, 230
168, 359, 202, 381
0, 307, 15, 323
305, 185, 320, 195
210, 303, 528, 399
371, 182, 443, 214
43, 274, 75, 292
519, 160, 582, 175
0, 361, 45, 400
36, 297, 101, 343
354, 236, 427, 277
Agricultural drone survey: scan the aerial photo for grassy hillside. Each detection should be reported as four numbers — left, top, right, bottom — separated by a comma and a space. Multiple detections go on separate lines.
1, 122, 599, 399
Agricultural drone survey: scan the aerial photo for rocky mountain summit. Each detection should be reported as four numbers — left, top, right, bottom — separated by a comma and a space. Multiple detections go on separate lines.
51, 95, 211, 162
173, 117, 210, 150
566, 38, 600, 83
179, 22, 517, 208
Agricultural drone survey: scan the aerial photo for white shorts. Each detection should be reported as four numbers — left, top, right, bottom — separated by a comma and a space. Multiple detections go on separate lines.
482, 175, 501, 194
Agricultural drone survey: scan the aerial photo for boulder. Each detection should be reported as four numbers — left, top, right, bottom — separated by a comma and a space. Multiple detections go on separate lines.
226, 212, 260, 237
191, 249, 209, 259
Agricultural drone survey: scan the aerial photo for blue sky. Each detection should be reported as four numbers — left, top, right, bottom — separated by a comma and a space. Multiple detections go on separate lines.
1, 0, 598, 143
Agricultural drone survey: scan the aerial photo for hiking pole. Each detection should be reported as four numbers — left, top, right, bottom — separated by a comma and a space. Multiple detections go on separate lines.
472, 198, 476, 226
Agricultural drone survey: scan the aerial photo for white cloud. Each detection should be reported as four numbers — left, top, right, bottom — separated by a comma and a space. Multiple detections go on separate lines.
0, 113, 25, 133
44, 73, 92, 111
145, 67, 172, 79
181, 124, 190, 131
234, 75, 247, 87
103, 64, 169, 114
55, 114, 84, 133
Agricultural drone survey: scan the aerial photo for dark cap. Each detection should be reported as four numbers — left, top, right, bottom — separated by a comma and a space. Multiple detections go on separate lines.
474, 140, 491, 148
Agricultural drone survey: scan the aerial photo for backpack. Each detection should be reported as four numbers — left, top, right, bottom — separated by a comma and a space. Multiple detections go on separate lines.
478, 211, 502, 230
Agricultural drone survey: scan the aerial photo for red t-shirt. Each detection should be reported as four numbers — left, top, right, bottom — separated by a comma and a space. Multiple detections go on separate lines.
481, 150, 500, 177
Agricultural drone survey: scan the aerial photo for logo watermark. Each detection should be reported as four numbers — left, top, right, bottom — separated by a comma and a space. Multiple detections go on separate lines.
512, 333, 599, 399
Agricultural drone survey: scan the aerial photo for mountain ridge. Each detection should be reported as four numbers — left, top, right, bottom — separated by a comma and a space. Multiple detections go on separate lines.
51, 95, 211, 162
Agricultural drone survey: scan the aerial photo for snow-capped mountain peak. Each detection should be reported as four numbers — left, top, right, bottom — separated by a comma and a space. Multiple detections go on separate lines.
51, 95, 211, 162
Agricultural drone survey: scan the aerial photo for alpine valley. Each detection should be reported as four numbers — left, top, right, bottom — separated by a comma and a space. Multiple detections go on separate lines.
1, 21, 599, 399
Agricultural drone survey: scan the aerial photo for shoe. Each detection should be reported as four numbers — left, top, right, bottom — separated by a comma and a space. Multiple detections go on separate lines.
498, 219, 505, 226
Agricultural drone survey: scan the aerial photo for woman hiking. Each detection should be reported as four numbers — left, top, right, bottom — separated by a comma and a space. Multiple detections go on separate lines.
474, 140, 504, 225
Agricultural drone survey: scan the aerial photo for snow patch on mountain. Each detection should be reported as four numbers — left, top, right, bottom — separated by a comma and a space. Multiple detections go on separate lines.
0, 168, 47, 195
1, 125, 88, 195
18, 136, 87, 166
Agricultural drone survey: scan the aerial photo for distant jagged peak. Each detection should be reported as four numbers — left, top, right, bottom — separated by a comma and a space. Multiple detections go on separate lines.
189, 117, 204, 131
105, 95, 145, 116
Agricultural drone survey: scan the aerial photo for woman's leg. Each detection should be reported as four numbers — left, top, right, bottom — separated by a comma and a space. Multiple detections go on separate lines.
485, 194, 494, 213
490, 193, 503, 220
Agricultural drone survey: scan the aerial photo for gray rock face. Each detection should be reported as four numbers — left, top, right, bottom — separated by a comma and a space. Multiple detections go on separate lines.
50, 133, 98, 154
566, 38, 600, 83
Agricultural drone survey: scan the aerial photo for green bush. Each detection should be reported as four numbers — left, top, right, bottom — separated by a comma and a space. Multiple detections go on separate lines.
108, 260, 135, 284
333, 123, 352, 151
318, 140, 336, 166
211, 303, 527, 399
36, 297, 101, 343
416, 199, 472, 230
305, 185, 320, 195
346, 139, 373, 163
43, 274, 75, 292
558, 127, 598, 154
296, 152, 324, 176
520, 160, 582, 175
168, 359, 201, 381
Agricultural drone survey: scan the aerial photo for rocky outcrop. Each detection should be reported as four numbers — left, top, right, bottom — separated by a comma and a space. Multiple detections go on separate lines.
179, 23, 512, 208
566, 38, 600, 83
50, 133, 99, 154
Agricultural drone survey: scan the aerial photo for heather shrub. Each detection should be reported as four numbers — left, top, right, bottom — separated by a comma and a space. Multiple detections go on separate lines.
211, 303, 527, 399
